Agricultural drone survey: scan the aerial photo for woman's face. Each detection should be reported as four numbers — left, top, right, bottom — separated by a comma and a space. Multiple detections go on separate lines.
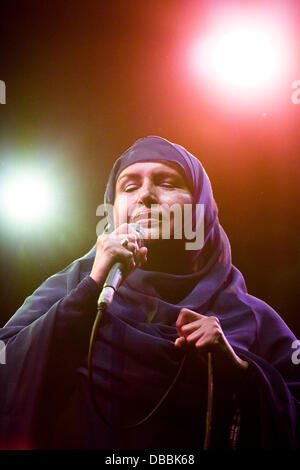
113, 161, 193, 240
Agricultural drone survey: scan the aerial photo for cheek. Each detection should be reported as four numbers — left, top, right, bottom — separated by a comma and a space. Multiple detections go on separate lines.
160, 193, 193, 228
159, 191, 193, 207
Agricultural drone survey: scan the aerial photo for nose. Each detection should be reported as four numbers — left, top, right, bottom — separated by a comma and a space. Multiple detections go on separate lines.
136, 180, 158, 206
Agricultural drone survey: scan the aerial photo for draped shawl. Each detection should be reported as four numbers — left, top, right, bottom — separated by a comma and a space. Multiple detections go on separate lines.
0, 136, 299, 450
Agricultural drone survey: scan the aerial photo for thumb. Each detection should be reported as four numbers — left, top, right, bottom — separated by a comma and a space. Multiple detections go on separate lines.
174, 336, 186, 347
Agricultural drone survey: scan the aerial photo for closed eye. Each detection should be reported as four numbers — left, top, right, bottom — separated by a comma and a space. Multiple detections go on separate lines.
124, 184, 139, 192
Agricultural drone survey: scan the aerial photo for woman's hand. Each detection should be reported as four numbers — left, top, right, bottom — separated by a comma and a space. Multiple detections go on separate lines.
175, 308, 248, 373
90, 223, 148, 285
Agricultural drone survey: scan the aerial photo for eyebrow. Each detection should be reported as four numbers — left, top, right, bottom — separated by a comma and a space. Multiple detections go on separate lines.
117, 172, 140, 183
117, 168, 183, 184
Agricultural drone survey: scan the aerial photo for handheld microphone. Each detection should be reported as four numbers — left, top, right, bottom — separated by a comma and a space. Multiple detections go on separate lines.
97, 223, 145, 310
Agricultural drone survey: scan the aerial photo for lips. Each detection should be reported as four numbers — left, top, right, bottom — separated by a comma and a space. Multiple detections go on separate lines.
131, 211, 161, 223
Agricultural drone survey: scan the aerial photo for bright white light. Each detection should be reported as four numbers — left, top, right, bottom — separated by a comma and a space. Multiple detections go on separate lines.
201, 26, 280, 88
190, 13, 291, 97
0, 171, 56, 225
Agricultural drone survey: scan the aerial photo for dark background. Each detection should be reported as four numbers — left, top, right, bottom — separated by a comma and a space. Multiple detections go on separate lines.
0, 0, 299, 335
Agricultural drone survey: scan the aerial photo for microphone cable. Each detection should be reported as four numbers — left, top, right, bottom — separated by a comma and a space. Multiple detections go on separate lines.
88, 303, 213, 450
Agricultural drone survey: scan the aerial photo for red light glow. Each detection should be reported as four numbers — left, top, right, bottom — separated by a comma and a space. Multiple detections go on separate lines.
189, 11, 293, 107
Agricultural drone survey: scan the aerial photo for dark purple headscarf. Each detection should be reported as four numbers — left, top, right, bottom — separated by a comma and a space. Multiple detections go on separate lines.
104, 135, 222, 246
102, 135, 233, 308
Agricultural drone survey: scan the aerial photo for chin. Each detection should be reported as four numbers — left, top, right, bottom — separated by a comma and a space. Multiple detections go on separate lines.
136, 221, 176, 242
146, 230, 179, 243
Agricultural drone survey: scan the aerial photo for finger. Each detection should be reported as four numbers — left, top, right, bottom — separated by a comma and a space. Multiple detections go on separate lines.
117, 232, 138, 243
195, 331, 219, 349
125, 232, 144, 252
134, 250, 145, 268
180, 319, 204, 335
176, 308, 205, 331
117, 237, 140, 260
174, 336, 186, 347
122, 241, 138, 255
139, 246, 148, 263
132, 247, 147, 267
133, 230, 143, 248
117, 247, 136, 275
176, 309, 196, 329
116, 224, 144, 247
186, 329, 204, 345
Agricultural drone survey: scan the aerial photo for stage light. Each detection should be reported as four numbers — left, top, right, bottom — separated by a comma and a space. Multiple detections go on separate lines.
0, 170, 57, 226
198, 26, 281, 88
189, 11, 292, 105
